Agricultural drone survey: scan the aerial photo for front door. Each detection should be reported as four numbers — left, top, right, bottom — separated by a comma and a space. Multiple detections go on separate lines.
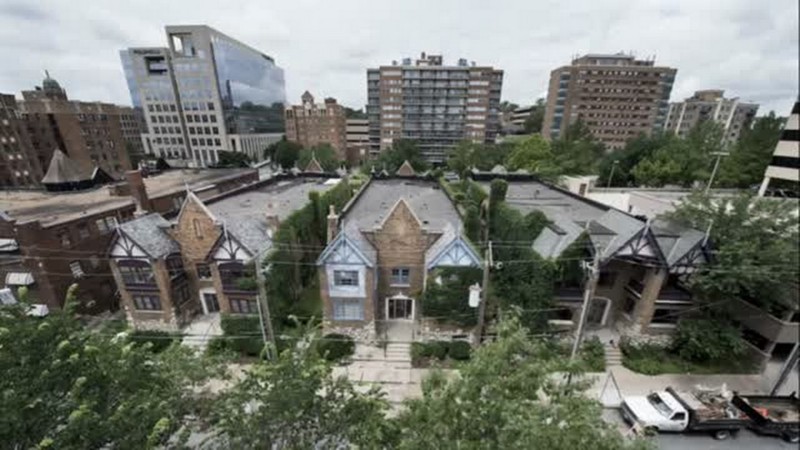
387, 296, 414, 320
586, 297, 609, 327
203, 292, 220, 313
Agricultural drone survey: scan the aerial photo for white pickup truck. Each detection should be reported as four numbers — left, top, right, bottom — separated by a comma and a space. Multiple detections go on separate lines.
621, 387, 800, 442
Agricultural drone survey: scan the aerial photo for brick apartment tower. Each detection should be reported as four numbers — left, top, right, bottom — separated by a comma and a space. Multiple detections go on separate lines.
18, 72, 133, 179
664, 89, 758, 147
367, 52, 503, 164
284, 92, 348, 159
0, 93, 43, 188
542, 53, 677, 150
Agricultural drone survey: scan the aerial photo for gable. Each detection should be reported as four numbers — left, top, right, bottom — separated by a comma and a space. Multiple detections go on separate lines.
613, 228, 665, 264
109, 231, 149, 259
670, 243, 708, 274
172, 192, 222, 261
378, 198, 423, 235
317, 234, 372, 267
427, 237, 481, 269
212, 233, 253, 262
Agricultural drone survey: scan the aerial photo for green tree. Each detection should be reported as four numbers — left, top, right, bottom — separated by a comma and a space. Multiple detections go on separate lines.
210, 333, 392, 449
215, 151, 251, 168
343, 106, 367, 119
368, 139, 428, 173
395, 316, 652, 449
717, 112, 786, 188
665, 191, 799, 314
0, 285, 217, 449
267, 139, 303, 168
505, 134, 558, 177
522, 98, 546, 134
598, 133, 671, 187
550, 120, 606, 175
298, 143, 340, 172
447, 141, 513, 177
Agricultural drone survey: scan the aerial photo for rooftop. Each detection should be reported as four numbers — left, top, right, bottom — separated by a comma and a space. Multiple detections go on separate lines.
0, 169, 253, 227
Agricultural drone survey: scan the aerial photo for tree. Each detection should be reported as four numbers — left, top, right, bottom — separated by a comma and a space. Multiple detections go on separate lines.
665, 191, 799, 314
368, 139, 428, 173
0, 285, 217, 449
395, 316, 652, 449
210, 333, 392, 449
298, 144, 340, 172
598, 133, 671, 187
505, 134, 558, 177
551, 120, 605, 175
446, 141, 513, 177
522, 98, 546, 134
267, 139, 303, 169
717, 112, 786, 188
344, 107, 367, 119
216, 151, 251, 168
499, 100, 519, 113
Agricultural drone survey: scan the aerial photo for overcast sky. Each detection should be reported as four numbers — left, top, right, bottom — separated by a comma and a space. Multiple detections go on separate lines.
0, 0, 797, 114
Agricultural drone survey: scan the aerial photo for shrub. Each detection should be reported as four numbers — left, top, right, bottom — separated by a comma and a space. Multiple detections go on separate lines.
448, 341, 472, 360
129, 330, 180, 353
671, 318, 746, 363
428, 341, 449, 360
580, 336, 605, 372
316, 333, 355, 362
220, 313, 264, 357
411, 342, 427, 366
419, 267, 482, 327
206, 336, 230, 356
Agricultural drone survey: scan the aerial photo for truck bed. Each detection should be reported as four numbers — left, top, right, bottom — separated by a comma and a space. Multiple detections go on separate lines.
732, 393, 799, 439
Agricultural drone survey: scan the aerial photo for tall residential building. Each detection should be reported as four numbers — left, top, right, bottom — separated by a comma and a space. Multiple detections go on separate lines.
346, 118, 369, 166
18, 73, 133, 179
120, 25, 286, 168
542, 53, 677, 150
118, 106, 147, 167
759, 101, 799, 196
367, 53, 503, 163
664, 90, 758, 147
0, 94, 42, 188
284, 92, 347, 159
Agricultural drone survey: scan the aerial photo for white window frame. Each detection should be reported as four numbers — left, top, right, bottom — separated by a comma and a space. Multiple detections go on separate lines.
390, 267, 411, 286
332, 298, 364, 321
326, 264, 366, 298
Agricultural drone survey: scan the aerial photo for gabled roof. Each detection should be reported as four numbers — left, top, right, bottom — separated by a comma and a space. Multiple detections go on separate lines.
41, 149, 92, 184
304, 155, 323, 173
316, 232, 374, 267
395, 160, 416, 176
426, 228, 482, 269
116, 213, 179, 259
176, 191, 217, 224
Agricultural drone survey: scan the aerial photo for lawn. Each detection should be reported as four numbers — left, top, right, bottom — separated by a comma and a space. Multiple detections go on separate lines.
621, 342, 758, 375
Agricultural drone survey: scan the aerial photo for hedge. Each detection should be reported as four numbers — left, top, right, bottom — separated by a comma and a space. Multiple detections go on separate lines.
316, 333, 355, 362
219, 313, 264, 357
129, 330, 181, 353
411, 340, 472, 366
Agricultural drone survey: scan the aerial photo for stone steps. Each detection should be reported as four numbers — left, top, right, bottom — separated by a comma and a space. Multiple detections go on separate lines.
604, 345, 623, 366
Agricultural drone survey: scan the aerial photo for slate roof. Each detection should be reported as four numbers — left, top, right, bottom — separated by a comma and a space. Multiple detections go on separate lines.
484, 180, 707, 268
118, 213, 179, 259
41, 149, 92, 184
337, 179, 464, 265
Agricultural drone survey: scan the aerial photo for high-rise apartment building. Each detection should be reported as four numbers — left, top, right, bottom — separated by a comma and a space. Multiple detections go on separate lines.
118, 106, 147, 167
367, 53, 503, 163
284, 92, 347, 159
346, 118, 369, 166
0, 94, 42, 188
542, 53, 676, 150
664, 90, 758, 147
121, 25, 286, 168
18, 74, 133, 179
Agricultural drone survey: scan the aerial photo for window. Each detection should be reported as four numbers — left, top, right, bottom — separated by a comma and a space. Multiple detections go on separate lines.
333, 270, 358, 287
77, 223, 90, 240
196, 263, 212, 279
70, 261, 84, 278
333, 298, 364, 320
166, 255, 184, 278
230, 298, 258, 314
133, 295, 162, 311
391, 268, 410, 286
193, 219, 203, 238
118, 264, 155, 285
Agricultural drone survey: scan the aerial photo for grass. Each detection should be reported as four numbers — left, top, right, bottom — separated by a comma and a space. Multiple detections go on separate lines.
621, 342, 757, 375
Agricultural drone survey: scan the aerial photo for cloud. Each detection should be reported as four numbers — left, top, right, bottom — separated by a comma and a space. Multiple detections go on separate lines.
0, 0, 796, 115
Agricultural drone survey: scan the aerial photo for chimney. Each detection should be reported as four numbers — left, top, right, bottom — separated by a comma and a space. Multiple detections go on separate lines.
125, 169, 151, 215
265, 214, 280, 234
326, 204, 339, 243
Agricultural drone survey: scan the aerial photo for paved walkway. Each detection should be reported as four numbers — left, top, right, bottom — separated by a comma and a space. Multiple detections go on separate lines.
181, 313, 222, 352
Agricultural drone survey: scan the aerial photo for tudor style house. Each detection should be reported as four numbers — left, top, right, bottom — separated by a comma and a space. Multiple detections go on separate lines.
317, 176, 481, 340
109, 176, 337, 330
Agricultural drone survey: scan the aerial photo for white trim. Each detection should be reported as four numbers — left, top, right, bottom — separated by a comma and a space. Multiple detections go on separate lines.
198, 287, 218, 315
326, 264, 366, 298
385, 293, 415, 321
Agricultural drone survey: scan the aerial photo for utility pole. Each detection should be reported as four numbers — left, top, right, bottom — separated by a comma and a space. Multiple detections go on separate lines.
475, 241, 492, 346
607, 160, 619, 188
705, 151, 729, 194
254, 250, 277, 359
770, 342, 799, 395
570, 250, 601, 361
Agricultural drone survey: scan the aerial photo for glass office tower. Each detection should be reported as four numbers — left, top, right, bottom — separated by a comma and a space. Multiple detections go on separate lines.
120, 25, 286, 167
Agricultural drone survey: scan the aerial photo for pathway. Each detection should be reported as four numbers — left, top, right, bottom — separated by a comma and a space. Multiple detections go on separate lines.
181, 313, 222, 353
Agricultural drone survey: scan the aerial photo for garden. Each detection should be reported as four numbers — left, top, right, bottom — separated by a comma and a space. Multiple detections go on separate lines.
411, 340, 472, 368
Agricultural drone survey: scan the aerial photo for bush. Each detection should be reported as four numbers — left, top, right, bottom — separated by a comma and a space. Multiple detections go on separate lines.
316, 333, 355, 362
411, 342, 426, 366
448, 341, 471, 360
580, 336, 606, 372
220, 313, 264, 357
129, 330, 180, 353
429, 341, 449, 360
206, 336, 230, 356
419, 267, 483, 327
671, 318, 746, 363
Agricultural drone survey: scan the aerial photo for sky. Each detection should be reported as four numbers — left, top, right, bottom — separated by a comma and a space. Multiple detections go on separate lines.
0, 0, 797, 115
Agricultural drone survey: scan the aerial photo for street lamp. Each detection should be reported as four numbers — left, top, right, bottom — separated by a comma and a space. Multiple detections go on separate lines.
705, 152, 729, 194
607, 160, 619, 188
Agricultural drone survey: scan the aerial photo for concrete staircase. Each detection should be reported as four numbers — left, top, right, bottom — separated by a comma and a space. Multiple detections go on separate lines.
605, 344, 624, 367
382, 342, 412, 367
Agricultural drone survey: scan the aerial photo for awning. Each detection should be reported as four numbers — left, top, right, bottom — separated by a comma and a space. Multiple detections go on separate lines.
0, 238, 18, 252
5, 272, 34, 286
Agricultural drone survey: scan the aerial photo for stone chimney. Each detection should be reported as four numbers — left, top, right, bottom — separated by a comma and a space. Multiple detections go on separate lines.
125, 169, 151, 215
326, 204, 339, 243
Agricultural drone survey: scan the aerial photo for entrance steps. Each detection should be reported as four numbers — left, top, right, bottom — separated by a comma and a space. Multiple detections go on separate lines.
604, 344, 624, 367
